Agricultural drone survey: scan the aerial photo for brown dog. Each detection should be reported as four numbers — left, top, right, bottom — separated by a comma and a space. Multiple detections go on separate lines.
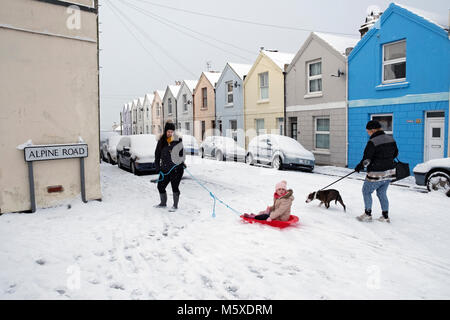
306, 189, 346, 211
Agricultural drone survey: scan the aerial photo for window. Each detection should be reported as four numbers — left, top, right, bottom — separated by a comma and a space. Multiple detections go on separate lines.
308, 60, 322, 94
277, 117, 284, 135
259, 72, 269, 100
382, 40, 406, 83
156, 103, 160, 116
146, 108, 149, 119
226, 81, 234, 104
315, 117, 330, 150
168, 98, 173, 114
230, 120, 237, 142
256, 119, 265, 136
185, 122, 190, 134
217, 120, 222, 134
183, 94, 188, 112
371, 114, 393, 135
289, 117, 298, 141
202, 87, 208, 108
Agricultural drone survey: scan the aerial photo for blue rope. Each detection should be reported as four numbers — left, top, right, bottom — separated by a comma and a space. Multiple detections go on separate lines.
156, 164, 179, 182
184, 168, 242, 218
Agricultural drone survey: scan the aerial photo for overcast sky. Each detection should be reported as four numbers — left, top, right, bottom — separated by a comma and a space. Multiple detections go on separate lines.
98, 0, 449, 130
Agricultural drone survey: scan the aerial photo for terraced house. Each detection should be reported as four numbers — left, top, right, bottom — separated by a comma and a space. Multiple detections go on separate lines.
286, 32, 359, 167
244, 49, 294, 147
176, 80, 197, 136
347, 3, 450, 171
162, 83, 181, 128
193, 71, 222, 141
151, 90, 165, 135
215, 63, 252, 148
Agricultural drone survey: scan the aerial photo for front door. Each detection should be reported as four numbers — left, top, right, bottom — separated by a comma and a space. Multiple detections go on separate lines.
425, 115, 445, 161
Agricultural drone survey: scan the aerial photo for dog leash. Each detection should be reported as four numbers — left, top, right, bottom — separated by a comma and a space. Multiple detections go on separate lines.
319, 170, 356, 191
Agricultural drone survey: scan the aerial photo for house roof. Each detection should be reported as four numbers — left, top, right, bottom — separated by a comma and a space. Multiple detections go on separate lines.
394, 2, 448, 30
138, 96, 145, 105
313, 32, 360, 56
262, 50, 295, 70
228, 63, 252, 79
144, 93, 154, 104
203, 71, 222, 87
349, 3, 449, 61
155, 90, 165, 99
167, 85, 181, 98
183, 80, 198, 93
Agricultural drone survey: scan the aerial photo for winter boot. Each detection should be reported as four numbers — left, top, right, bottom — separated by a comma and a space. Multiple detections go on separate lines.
377, 211, 390, 223
169, 192, 180, 212
357, 209, 372, 222
154, 192, 167, 208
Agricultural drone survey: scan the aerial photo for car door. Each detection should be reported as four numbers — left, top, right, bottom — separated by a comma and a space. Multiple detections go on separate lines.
256, 137, 268, 164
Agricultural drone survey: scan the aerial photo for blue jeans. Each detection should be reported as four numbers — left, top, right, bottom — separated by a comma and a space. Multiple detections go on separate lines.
362, 180, 390, 212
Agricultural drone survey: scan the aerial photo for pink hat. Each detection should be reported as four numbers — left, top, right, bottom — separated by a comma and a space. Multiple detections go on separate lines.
275, 180, 287, 191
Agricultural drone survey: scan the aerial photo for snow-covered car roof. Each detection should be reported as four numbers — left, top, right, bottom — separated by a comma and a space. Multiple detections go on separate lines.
250, 134, 314, 159
128, 134, 158, 159
413, 157, 450, 174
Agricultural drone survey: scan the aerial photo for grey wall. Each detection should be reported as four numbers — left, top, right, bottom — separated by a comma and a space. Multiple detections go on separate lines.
176, 83, 194, 135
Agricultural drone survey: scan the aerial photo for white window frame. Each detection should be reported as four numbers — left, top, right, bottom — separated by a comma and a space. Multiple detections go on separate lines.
183, 94, 188, 112
307, 60, 322, 95
226, 81, 234, 105
259, 72, 269, 100
202, 87, 208, 109
229, 120, 237, 142
382, 40, 406, 84
156, 103, 160, 117
371, 113, 393, 135
168, 98, 173, 115
314, 116, 330, 151
255, 118, 265, 136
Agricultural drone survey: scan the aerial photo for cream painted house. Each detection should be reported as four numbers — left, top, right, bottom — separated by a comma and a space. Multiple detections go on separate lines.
151, 90, 165, 136
193, 71, 222, 142
0, 0, 101, 213
243, 50, 294, 147
137, 97, 145, 134
131, 99, 138, 134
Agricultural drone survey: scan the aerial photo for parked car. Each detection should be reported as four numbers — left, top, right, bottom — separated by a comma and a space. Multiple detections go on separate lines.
101, 135, 122, 164
116, 134, 158, 175
100, 130, 118, 161
413, 157, 450, 193
199, 136, 246, 161
182, 134, 199, 155
246, 134, 315, 171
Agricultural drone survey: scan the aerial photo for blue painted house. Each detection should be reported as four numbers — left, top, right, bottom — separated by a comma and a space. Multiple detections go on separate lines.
215, 63, 252, 148
348, 3, 449, 171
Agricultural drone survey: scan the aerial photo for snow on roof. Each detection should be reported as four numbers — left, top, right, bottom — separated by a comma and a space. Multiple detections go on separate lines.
155, 90, 165, 99
313, 32, 360, 55
262, 50, 295, 70
183, 80, 198, 92
168, 85, 181, 98
144, 93, 154, 103
394, 3, 448, 30
228, 63, 252, 79
203, 71, 222, 86
138, 96, 145, 105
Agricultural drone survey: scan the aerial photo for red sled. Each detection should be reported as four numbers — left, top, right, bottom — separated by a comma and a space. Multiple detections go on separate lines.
240, 214, 299, 229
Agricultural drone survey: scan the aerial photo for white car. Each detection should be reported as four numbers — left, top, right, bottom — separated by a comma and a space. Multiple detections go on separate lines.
413, 157, 450, 194
116, 134, 158, 175
182, 134, 199, 155
199, 136, 246, 162
246, 134, 315, 171
101, 135, 122, 164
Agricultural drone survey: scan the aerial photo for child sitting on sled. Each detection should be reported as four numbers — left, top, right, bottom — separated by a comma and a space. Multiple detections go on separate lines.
244, 180, 294, 222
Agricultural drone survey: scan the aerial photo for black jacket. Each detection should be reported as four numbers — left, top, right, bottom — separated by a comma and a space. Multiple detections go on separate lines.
155, 134, 184, 173
358, 130, 398, 172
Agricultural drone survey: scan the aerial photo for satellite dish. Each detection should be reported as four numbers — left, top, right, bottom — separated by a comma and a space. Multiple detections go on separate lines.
366, 5, 381, 15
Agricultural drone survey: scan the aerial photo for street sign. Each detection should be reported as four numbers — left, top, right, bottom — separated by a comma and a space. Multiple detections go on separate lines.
24, 144, 88, 162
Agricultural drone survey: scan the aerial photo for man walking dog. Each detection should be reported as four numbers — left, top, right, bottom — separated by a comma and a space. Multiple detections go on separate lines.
355, 120, 398, 223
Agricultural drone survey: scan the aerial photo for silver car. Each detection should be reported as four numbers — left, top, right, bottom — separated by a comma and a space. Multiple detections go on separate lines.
246, 134, 315, 171
413, 157, 450, 194
101, 135, 122, 165
199, 136, 246, 162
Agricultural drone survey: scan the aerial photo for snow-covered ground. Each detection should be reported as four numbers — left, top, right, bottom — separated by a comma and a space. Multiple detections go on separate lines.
1, 156, 449, 300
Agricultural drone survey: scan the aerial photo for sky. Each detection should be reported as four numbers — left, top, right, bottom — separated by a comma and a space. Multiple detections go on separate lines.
98, 0, 449, 130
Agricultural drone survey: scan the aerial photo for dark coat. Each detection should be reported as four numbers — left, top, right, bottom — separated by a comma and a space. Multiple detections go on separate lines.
154, 134, 185, 173
358, 130, 398, 172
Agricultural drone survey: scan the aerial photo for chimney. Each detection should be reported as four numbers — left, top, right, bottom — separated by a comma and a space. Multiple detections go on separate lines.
359, 10, 383, 38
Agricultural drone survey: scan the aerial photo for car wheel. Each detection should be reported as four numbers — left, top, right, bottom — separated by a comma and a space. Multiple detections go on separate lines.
131, 161, 140, 176
272, 156, 282, 170
108, 154, 115, 165
216, 150, 224, 161
246, 153, 254, 166
426, 171, 450, 193
117, 156, 122, 169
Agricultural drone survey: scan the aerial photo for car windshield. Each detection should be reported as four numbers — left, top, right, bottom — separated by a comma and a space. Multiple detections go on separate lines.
216, 137, 238, 148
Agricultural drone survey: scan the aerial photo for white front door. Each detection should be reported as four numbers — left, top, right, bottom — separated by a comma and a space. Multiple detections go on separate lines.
425, 117, 445, 161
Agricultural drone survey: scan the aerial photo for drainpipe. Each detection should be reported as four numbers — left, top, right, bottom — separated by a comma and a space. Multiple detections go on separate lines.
283, 69, 287, 136
345, 58, 349, 167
